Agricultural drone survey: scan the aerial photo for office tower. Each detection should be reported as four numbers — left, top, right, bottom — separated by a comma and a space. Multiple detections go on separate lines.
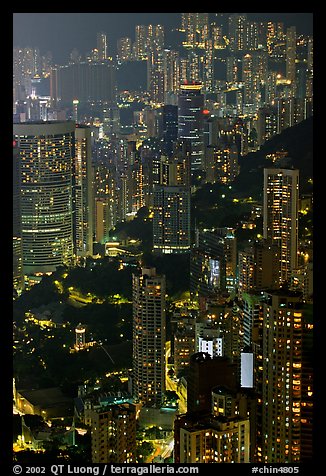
91, 404, 136, 463
228, 13, 247, 52
153, 185, 191, 254
257, 106, 278, 147
153, 143, 190, 254
74, 125, 94, 257
286, 26, 297, 85
117, 37, 132, 62
261, 291, 303, 462
13, 121, 75, 274
13, 139, 21, 238
97, 32, 108, 60
263, 168, 299, 285
50, 61, 116, 106
187, 353, 238, 413
132, 268, 166, 408
177, 82, 204, 172
162, 105, 178, 157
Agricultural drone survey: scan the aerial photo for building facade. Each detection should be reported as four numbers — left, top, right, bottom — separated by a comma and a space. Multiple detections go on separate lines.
132, 268, 166, 408
13, 121, 75, 274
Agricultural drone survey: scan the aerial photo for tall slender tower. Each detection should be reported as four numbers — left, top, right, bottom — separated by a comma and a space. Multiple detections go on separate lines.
263, 168, 299, 285
97, 32, 108, 60
132, 268, 166, 408
177, 82, 204, 172
74, 125, 94, 257
286, 26, 296, 85
13, 121, 75, 274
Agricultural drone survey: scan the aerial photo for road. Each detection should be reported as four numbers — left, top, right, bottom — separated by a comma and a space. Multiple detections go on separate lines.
165, 341, 187, 414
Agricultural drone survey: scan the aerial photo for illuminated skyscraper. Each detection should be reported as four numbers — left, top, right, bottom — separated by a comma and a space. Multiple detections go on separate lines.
153, 185, 191, 254
177, 82, 204, 172
132, 267, 166, 408
261, 291, 303, 462
263, 168, 299, 285
286, 26, 297, 86
203, 39, 214, 92
13, 121, 75, 274
117, 37, 132, 62
228, 13, 247, 52
226, 57, 239, 84
74, 125, 94, 257
163, 49, 180, 98
97, 31, 108, 60
257, 106, 278, 147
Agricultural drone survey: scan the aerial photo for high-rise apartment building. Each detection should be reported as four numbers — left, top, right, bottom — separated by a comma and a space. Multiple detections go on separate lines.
91, 404, 136, 463
175, 411, 250, 463
261, 291, 303, 462
13, 121, 75, 274
257, 106, 278, 147
177, 82, 204, 172
286, 26, 297, 85
117, 37, 132, 62
228, 13, 247, 52
97, 32, 108, 61
74, 125, 94, 257
263, 168, 299, 285
132, 268, 166, 408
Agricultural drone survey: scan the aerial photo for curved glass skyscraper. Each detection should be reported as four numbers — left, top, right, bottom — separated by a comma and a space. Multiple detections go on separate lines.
13, 121, 75, 274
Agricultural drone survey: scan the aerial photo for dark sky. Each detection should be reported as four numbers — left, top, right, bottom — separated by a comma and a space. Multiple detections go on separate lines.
13, 12, 313, 64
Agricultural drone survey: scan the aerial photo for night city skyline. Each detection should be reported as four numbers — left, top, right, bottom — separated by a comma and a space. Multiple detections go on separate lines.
12, 11, 314, 469
13, 12, 313, 62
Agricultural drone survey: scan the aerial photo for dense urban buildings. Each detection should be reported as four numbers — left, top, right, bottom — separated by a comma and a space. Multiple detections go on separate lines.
12, 12, 313, 466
